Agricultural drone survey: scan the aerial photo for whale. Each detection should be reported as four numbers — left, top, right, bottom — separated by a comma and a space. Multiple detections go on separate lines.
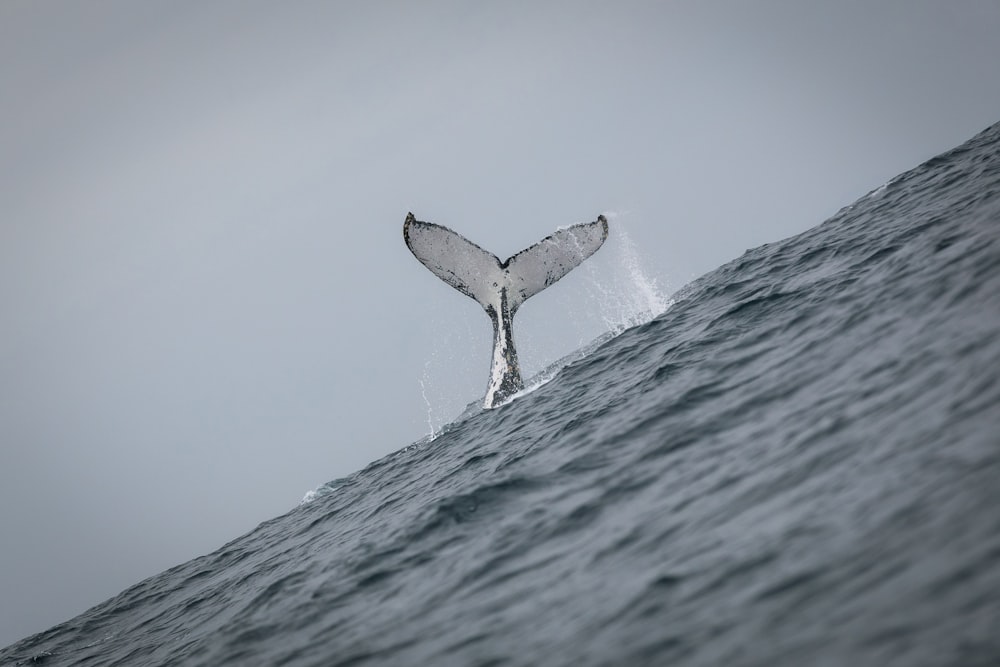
404, 212, 609, 408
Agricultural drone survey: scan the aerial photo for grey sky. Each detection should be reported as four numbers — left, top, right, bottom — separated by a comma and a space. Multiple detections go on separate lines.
2, 0, 998, 647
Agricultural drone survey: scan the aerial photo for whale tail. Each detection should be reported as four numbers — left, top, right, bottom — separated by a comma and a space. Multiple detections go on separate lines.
404, 213, 609, 408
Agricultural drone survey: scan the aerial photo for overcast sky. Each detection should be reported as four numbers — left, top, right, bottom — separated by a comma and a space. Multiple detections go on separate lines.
2, 0, 998, 648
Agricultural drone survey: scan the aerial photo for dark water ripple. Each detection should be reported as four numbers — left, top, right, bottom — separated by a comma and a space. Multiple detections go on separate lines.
4, 123, 1000, 666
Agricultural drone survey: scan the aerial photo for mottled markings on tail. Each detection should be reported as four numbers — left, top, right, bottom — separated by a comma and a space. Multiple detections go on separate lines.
404, 213, 609, 408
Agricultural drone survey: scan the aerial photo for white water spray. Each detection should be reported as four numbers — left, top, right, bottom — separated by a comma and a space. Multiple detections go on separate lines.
585, 212, 672, 334
418, 359, 437, 439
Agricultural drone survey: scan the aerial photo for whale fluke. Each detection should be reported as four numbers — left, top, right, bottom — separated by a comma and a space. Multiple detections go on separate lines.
404, 213, 609, 408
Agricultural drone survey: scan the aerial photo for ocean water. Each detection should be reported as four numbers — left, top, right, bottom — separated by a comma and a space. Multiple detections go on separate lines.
4, 123, 1000, 666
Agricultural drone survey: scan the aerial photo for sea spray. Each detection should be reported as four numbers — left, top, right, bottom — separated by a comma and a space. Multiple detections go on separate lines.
418, 359, 437, 439
584, 213, 673, 333
414, 313, 486, 437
